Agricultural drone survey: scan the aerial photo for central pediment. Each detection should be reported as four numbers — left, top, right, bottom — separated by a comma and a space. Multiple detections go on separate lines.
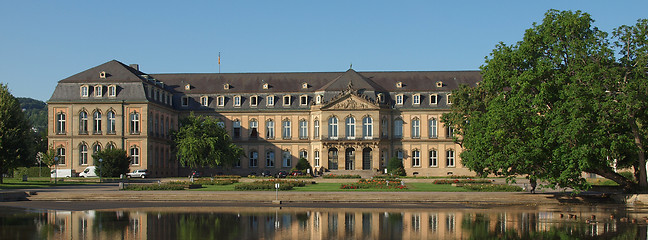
321, 93, 380, 110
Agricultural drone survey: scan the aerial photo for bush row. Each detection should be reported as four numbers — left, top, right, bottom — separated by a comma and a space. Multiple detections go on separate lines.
322, 174, 361, 179
462, 184, 523, 192
433, 179, 492, 184
234, 180, 308, 191
168, 179, 238, 185
341, 179, 408, 190
123, 183, 185, 191
13, 167, 51, 177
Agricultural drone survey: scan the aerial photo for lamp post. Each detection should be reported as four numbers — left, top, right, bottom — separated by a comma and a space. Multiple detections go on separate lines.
98, 158, 103, 183
54, 156, 59, 184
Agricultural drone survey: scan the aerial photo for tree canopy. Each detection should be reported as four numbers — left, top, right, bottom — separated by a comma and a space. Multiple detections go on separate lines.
92, 148, 131, 178
172, 113, 244, 169
442, 9, 648, 191
0, 84, 32, 183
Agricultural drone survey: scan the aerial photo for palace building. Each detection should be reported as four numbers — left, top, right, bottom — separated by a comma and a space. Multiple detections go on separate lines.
47, 60, 481, 177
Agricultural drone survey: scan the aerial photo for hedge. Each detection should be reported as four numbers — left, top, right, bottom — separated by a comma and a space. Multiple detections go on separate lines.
462, 184, 523, 192
234, 179, 308, 191
123, 183, 185, 191
13, 167, 51, 178
322, 174, 361, 179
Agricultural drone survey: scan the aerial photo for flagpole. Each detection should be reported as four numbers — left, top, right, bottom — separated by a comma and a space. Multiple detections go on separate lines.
218, 52, 221, 74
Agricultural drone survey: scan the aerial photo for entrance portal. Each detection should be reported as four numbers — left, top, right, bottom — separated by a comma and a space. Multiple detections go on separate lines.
362, 148, 371, 170
345, 148, 355, 170
328, 148, 338, 170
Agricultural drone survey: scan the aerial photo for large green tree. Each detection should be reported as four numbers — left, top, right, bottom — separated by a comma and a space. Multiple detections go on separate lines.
0, 84, 32, 183
172, 113, 243, 168
92, 148, 131, 178
442, 10, 646, 191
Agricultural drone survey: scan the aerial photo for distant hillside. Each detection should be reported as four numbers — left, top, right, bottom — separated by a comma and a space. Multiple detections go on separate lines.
18, 97, 47, 133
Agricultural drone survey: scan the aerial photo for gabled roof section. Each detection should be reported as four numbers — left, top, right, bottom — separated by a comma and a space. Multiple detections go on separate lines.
320, 91, 380, 111
317, 69, 386, 92
59, 60, 146, 83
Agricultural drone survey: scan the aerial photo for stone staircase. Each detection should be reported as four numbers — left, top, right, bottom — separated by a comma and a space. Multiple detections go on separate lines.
325, 170, 381, 179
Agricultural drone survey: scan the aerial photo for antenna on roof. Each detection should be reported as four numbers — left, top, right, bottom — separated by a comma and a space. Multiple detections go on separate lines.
350, 63, 353, 69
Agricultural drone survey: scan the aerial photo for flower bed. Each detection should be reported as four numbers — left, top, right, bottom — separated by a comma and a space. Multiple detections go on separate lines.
212, 175, 241, 179
462, 184, 523, 192
373, 175, 401, 180
168, 179, 238, 185
433, 179, 492, 184
234, 179, 309, 191
340, 179, 408, 190
123, 183, 186, 191
322, 174, 362, 179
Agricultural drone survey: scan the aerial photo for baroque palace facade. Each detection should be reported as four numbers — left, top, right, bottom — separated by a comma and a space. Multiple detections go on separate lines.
48, 60, 481, 177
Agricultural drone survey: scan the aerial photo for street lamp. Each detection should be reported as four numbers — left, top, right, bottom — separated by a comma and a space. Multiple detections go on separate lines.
98, 158, 103, 183
54, 156, 59, 184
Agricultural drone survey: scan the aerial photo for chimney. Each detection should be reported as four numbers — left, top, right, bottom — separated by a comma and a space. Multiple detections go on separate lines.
129, 64, 139, 71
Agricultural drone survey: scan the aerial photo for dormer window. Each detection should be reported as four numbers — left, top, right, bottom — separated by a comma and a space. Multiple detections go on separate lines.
99, 71, 106, 79
184, 84, 191, 90
300, 95, 308, 105
396, 82, 403, 88
224, 83, 230, 90
94, 85, 103, 97
267, 95, 275, 106
447, 94, 453, 104
200, 96, 209, 106
396, 94, 403, 105
302, 82, 308, 89
316, 95, 322, 104
429, 94, 438, 105
108, 85, 116, 97
283, 95, 291, 106
216, 96, 225, 106
250, 95, 258, 106
263, 83, 269, 89
233, 95, 241, 107
436, 81, 443, 87
181, 96, 189, 107
80, 85, 89, 97
377, 93, 384, 103
412, 94, 420, 105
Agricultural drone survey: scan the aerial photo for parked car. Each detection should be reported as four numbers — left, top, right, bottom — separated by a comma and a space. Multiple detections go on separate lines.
261, 170, 272, 177
127, 169, 149, 178
79, 166, 98, 178
290, 170, 304, 176
189, 170, 202, 178
51, 169, 74, 178
275, 170, 288, 178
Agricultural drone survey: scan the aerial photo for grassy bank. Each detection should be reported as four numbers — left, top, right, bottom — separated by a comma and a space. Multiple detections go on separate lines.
0, 177, 98, 189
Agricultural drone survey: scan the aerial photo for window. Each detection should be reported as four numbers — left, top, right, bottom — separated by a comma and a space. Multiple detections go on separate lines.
233, 96, 241, 107
93, 143, 101, 154
363, 116, 373, 139
413, 94, 420, 105
429, 118, 438, 138
429, 150, 438, 167
249, 120, 258, 139
300, 95, 308, 105
299, 150, 307, 160
316, 95, 322, 104
396, 94, 403, 105
447, 94, 453, 104
263, 83, 269, 89
94, 85, 103, 97
396, 81, 403, 88
266, 120, 275, 139
302, 82, 308, 89
100, 71, 106, 78
394, 119, 403, 138
155, 90, 159, 101
328, 117, 338, 139
381, 118, 388, 138
107, 111, 116, 134
93, 111, 102, 134
80, 85, 89, 97
181, 96, 189, 106
429, 94, 437, 105
233, 120, 241, 138
200, 96, 209, 106
412, 150, 420, 167
130, 111, 140, 134
217, 96, 225, 106
79, 111, 88, 134
446, 125, 454, 138
282, 150, 291, 167
299, 120, 308, 139
411, 118, 420, 138
282, 120, 291, 139
56, 146, 66, 164
267, 95, 275, 106
130, 146, 140, 165
266, 150, 275, 167
314, 120, 320, 138
234, 157, 241, 168
377, 93, 384, 103
447, 150, 455, 167
250, 96, 258, 106
249, 151, 258, 167
396, 150, 403, 162
314, 150, 320, 167
345, 117, 355, 139
381, 150, 388, 167
223, 83, 230, 90
79, 144, 88, 165
436, 81, 443, 88
107, 143, 115, 150
283, 95, 291, 106
108, 85, 116, 97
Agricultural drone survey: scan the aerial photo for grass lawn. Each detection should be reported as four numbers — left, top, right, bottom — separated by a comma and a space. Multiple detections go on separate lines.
191, 182, 470, 192
0, 177, 98, 189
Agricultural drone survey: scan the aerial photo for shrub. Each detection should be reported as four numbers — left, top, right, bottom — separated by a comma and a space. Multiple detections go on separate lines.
295, 157, 312, 172
234, 179, 308, 191
322, 174, 361, 179
387, 157, 405, 176
618, 171, 635, 181
93, 148, 130, 178
169, 179, 238, 185
123, 183, 185, 191
433, 179, 492, 184
340, 179, 407, 190
13, 167, 50, 177
462, 184, 523, 192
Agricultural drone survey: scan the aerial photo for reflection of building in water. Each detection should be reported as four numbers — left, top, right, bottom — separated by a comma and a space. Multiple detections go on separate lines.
42, 207, 629, 239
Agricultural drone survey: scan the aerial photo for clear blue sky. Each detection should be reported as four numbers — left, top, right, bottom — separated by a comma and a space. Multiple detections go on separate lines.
1, 1, 646, 101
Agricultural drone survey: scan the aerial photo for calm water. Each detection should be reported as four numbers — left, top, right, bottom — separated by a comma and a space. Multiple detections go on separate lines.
1, 205, 648, 239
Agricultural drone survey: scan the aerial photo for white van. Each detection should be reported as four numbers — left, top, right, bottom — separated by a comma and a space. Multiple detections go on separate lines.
79, 166, 98, 178
50, 169, 74, 178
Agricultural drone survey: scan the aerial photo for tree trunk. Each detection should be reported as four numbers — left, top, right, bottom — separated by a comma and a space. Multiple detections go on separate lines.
590, 168, 637, 192
629, 115, 647, 189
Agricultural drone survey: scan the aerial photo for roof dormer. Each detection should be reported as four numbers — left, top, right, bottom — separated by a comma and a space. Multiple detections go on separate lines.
436, 81, 443, 88
184, 84, 191, 90
396, 81, 403, 88
99, 71, 107, 79
224, 83, 230, 90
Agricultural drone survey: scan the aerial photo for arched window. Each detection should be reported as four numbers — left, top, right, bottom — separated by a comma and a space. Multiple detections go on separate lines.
345, 117, 355, 139
446, 150, 455, 167
362, 116, 373, 139
411, 118, 420, 138
299, 120, 308, 139
56, 146, 66, 165
93, 143, 102, 154
130, 111, 140, 134
93, 111, 102, 134
314, 119, 320, 139
314, 150, 320, 167
79, 111, 88, 134
266, 120, 275, 139
56, 112, 66, 134
282, 150, 291, 167
412, 149, 420, 167
266, 150, 275, 167
328, 117, 338, 139
106, 142, 116, 150
233, 120, 241, 138
249, 119, 258, 139
394, 119, 403, 138
429, 118, 438, 138
249, 151, 258, 167
79, 143, 88, 165
429, 150, 438, 167
107, 111, 116, 134
130, 146, 140, 165
381, 118, 388, 138
282, 120, 291, 139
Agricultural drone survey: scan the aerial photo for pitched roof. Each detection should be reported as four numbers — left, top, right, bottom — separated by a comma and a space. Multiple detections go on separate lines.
58, 60, 146, 83
316, 69, 386, 92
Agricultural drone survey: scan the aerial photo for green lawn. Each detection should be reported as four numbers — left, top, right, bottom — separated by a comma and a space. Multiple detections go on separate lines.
0, 177, 98, 189
191, 182, 470, 192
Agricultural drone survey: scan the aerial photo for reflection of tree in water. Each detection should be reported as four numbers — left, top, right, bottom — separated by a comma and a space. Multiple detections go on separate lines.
93, 211, 131, 238
379, 213, 403, 240
0, 210, 47, 239
176, 213, 241, 240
